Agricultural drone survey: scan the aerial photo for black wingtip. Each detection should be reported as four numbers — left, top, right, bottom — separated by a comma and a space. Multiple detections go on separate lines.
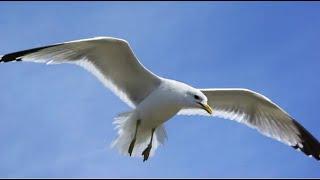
0, 53, 23, 63
0, 44, 59, 63
291, 119, 320, 161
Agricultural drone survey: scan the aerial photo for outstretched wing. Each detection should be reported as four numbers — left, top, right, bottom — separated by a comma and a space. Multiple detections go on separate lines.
178, 88, 320, 161
0, 37, 161, 107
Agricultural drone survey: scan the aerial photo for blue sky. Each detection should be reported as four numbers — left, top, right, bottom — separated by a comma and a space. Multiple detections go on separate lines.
0, 2, 319, 178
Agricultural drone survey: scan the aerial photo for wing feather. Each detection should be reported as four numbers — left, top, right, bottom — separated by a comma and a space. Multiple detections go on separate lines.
178, 88, 320, 160
0, 37, 161, 107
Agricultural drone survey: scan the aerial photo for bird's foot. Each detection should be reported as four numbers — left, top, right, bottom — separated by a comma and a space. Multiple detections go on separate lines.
142, 144, 152, 162
128, 138, 136, 156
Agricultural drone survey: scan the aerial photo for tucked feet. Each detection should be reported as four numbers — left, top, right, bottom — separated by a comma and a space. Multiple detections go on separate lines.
142, 128, 155, 162
128, 138, 136, 156
128, 119, 141, 156
142, 144, 152, 162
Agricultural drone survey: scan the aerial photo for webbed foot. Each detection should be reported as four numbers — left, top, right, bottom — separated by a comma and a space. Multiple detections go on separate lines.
142, 144, 152, 162
128, 138, 136, 156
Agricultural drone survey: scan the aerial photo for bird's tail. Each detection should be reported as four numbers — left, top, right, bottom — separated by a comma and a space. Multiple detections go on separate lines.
111, 111, 167, 158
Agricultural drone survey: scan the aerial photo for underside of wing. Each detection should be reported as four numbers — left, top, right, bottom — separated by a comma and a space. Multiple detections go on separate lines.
0, 37, 161, 107
179, 88, 320, 160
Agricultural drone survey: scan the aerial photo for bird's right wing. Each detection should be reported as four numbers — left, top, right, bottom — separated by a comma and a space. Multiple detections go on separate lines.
178, 88, 320, 160
0, 37, 162, 108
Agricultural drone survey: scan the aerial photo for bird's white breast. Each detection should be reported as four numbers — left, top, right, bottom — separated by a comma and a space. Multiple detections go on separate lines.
136, 79, 184, 129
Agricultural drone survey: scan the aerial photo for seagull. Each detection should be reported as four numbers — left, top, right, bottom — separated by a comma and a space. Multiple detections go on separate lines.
0, 37, 319, 162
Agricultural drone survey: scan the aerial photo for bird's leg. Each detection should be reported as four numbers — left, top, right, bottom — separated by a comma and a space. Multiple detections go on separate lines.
128, 119, 141, 156
142, 128, 155, 162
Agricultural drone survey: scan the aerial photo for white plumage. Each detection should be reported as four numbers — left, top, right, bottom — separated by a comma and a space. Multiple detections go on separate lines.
0, 37, 319, 161
179, 89, 302, 146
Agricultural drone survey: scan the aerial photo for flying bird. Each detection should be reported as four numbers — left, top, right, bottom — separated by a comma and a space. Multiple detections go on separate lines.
0, 37, 319, 162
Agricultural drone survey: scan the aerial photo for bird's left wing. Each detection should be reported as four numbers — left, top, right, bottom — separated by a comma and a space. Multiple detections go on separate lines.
0, 37, 161, 108
178, 88, 320, 161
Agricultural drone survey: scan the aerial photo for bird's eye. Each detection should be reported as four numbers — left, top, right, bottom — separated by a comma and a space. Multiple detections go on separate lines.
194, 95, 200, 100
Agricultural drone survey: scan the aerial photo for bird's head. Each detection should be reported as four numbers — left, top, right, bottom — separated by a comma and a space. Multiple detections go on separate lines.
184, 88, 213, 115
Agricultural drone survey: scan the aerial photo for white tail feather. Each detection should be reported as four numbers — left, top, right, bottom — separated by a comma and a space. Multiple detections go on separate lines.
111, 111, 167, 158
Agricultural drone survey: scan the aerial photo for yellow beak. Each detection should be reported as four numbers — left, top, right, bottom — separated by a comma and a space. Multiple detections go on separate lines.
198, 102, 213, 114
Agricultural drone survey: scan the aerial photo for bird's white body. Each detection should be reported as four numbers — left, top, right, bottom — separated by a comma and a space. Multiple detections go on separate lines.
137, 79, 193, 128
112, 78, 203, 157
